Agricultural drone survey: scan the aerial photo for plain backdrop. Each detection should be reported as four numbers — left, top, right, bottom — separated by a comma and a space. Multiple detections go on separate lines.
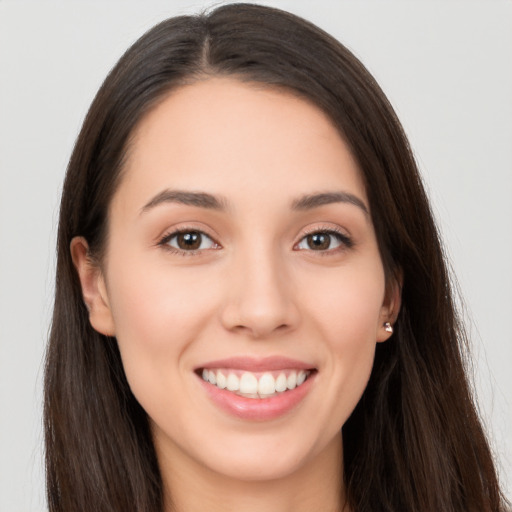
0, 1, 511, 510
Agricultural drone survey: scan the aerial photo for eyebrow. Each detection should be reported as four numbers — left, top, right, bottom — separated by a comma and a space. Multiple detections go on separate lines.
291, 191, 369, 215
140, 190, 228, 214
140, 189, 369, 216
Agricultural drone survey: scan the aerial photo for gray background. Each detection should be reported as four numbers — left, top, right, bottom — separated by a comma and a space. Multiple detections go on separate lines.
0, 1, 511, 510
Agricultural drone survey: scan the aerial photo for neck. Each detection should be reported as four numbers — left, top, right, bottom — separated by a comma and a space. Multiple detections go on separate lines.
159, 433, 346, 512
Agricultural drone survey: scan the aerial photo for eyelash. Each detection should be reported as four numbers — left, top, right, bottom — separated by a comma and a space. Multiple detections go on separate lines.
158, 227, 220, 256
157, 226, 353, 256
294, 226, 354, 254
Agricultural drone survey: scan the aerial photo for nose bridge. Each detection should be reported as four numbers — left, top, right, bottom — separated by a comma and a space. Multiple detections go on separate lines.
220, 238, 299, 338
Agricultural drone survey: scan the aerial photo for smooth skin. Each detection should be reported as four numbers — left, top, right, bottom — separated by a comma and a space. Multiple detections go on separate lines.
72, 78, 400, 512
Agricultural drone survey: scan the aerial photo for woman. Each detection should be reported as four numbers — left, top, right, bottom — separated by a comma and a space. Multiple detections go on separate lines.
44, 3, 509, 511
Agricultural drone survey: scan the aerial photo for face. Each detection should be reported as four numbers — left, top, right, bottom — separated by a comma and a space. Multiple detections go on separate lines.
73, 78, 398, 484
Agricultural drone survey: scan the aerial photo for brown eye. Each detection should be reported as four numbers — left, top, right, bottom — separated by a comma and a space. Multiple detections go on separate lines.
306, 233, 331, 250
296, 230, 351, 252
177, 231, 202, 250
164, 230, 217, 252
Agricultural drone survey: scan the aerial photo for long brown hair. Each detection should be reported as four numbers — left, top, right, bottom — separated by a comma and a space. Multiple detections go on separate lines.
45, 4, 508, 511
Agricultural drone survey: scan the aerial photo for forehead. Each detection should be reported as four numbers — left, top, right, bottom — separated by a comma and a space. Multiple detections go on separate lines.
115, 77, 367, 214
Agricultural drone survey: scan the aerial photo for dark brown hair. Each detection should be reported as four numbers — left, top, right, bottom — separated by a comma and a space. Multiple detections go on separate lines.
45, 4, 508, 511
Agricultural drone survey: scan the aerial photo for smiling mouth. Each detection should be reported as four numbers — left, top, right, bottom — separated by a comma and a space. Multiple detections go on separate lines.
197, 368, 315, 399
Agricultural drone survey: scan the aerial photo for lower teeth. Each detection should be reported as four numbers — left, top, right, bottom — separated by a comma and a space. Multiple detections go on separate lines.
236, 391, 279, 399
232, 377, 309, 399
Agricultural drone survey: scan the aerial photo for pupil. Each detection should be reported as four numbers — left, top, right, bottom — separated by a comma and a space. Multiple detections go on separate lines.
178, 232, 201, 250
308, 233, 330, 250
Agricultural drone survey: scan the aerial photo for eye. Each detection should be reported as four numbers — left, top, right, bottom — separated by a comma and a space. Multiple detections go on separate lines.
160, 230, 219, 252
295, 230, 352, 252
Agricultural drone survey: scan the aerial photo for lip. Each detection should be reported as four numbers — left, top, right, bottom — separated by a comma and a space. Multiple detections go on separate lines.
195, 356, 317, 421
197, 356, 315, 372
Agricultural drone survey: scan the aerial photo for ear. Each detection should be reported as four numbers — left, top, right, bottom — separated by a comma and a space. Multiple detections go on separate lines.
376, 271, 402, 343
70, 236, 116, 336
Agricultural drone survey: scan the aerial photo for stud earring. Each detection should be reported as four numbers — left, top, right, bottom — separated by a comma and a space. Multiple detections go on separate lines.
384, 322, 393, 334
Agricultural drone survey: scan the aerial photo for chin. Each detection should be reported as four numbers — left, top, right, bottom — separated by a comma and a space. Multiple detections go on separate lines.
193, 427, 339, 483
202, 449, 309, 482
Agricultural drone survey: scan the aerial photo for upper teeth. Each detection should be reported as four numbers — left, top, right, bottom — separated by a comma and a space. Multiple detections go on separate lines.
201, 369, 310, 398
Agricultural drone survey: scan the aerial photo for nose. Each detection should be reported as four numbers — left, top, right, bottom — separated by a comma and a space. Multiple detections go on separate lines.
219, 246, 300, 339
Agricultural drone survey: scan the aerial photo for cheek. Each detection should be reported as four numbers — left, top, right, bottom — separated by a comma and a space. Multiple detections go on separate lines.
302, 264, 385, 416
108, 256, 217, 340
105, 258, 218, 401
305, 263, 386, 342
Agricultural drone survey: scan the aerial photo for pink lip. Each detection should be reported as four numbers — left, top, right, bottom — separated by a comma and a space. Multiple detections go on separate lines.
197, 356, 315, 372
197, 376, 315, 421
195, 356, 317, 421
